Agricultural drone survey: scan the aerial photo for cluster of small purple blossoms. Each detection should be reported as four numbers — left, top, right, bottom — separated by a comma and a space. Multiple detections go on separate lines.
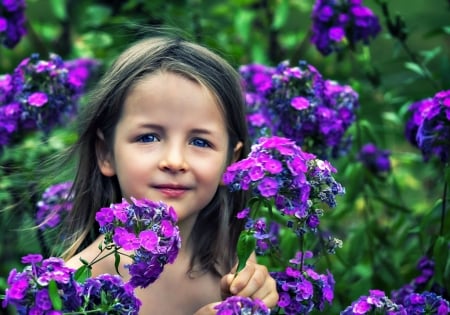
0, 53, 99, 148
0, 0, 27, 49
214, 296, 270, 315
95, 197, 181, 289
224, 136, 345, 236
358, 143, 391, 176
310, 0, 381, 55
341, 290, 407, 315
2, 254, 141, 314
391, 256, 435, 304
270, 251, 335, 314
399, 291, 449, 315
36, 181, 73, 230
405, 89, 450, 163
239, 60, 359, 160
239, 214, 280, 255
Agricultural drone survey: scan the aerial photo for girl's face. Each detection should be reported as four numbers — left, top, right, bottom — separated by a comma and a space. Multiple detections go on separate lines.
98, 72, 241, 232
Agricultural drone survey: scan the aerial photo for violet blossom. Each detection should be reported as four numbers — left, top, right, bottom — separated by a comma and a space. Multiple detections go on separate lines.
270, 252, 335, 314
358, 143, 391, 176
36, 181, 73, 230
0, 54, 99, 149
341, 290, 406, 315
310, 0, 381, 55
214, 296, 270, 315
0, 0, 27, 49
405, 89, 450, 163
2, 254, 141, 314
95, 197, 182, 288
223, 136, 345, 236
239, 61, 359, 160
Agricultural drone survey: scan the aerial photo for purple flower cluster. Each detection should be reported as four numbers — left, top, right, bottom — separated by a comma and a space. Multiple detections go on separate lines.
358, 143, 391, 176
223, 136, 345, 235
2, 254, 141, 314
391, 256, 435, 303
405, 89, 450, 163
310, 0, 381, 55
80, 274, 142, 314
239, 61, 359, 159
400, 291, 449, 315
95, 197, 181, 289
271, 252, 335, 314
341, 290, 406, 315
240, 215, 280, 255
214, 296, 270, 315
36, 181, 73, 230
0, 0, 27, 49
0, 54, 99, 148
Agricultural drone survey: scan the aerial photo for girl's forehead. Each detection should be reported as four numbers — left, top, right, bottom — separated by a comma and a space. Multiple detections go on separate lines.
121, 72, 227, 129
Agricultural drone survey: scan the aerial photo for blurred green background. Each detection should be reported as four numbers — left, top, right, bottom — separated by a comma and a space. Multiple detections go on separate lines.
1, 0, 449, 314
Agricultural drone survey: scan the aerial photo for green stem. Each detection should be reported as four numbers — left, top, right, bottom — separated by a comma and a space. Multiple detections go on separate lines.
439, 172, 448, 237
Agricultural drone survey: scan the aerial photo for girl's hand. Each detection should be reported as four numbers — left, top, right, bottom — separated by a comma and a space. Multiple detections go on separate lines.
220, 255, 279, 309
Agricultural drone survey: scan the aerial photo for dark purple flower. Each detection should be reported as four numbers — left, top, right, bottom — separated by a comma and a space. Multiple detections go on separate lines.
214, 296, 270, 315
401, 291, 449, 315
358, 143, 391, 176
310, 0, 381, 55
0, 0, 27, 48
341, 290, 407, 314
36, 181, 73, 230
239, 61, 359, 159
96, 197, 181, 288
271, 262, 335, 314
81, 274, 141, 314
405, 90, 450, 163
224, 136, 344, 235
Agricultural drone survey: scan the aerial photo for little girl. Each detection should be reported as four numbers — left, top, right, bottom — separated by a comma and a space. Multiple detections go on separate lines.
61, 36, 278, 314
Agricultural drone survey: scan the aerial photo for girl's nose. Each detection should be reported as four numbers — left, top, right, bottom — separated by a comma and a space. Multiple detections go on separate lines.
158, 145, 189, 172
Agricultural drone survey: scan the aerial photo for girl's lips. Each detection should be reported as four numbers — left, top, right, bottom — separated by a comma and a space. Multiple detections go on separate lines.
155, 186, 189, 198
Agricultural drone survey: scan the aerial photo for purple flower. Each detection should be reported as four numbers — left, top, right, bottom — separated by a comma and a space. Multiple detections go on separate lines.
0, 0, 27, 48
96, 197, 182, 288
271, 262, 335, 314
81, 274, 141, 314
224, 136, 344, 235
3, 255, 142, 314
36, 181, 73, 230
214, 296, 270, 315
358, 143, 391, 176
405, 90, 450, 163
310, 0, 381, 55
341, 290, 407, 315
239, 61, 359, 159
401, 291, 449, 315
27, 92, 48, 107
2, 255, 82, 314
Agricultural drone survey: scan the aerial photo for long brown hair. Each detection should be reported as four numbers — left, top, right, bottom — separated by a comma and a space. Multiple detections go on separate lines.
59, 36, 250, 276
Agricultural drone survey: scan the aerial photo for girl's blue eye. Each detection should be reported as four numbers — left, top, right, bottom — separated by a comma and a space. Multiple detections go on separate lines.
190, 138, 210, 148
137, 134, 159, 143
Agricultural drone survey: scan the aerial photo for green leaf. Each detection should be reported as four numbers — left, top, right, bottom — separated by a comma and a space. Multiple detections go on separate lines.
432, 236, 449, 285
236, 230, 256, 275
114, 250, 122, 276
272, 0, 289, 30
74, 264, 92, 283
404, 62, 425, 77
48, 280, 63, 310
50, 0, 66, 20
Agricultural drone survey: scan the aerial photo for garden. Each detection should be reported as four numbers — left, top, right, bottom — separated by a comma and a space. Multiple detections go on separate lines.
0, 0, 449, 314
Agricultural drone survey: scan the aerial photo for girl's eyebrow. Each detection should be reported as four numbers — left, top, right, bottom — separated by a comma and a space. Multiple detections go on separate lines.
137, 124, 217, 135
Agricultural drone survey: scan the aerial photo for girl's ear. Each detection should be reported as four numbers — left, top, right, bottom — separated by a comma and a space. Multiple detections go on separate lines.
232, 141, 244, 163
96, 129, 116, 177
